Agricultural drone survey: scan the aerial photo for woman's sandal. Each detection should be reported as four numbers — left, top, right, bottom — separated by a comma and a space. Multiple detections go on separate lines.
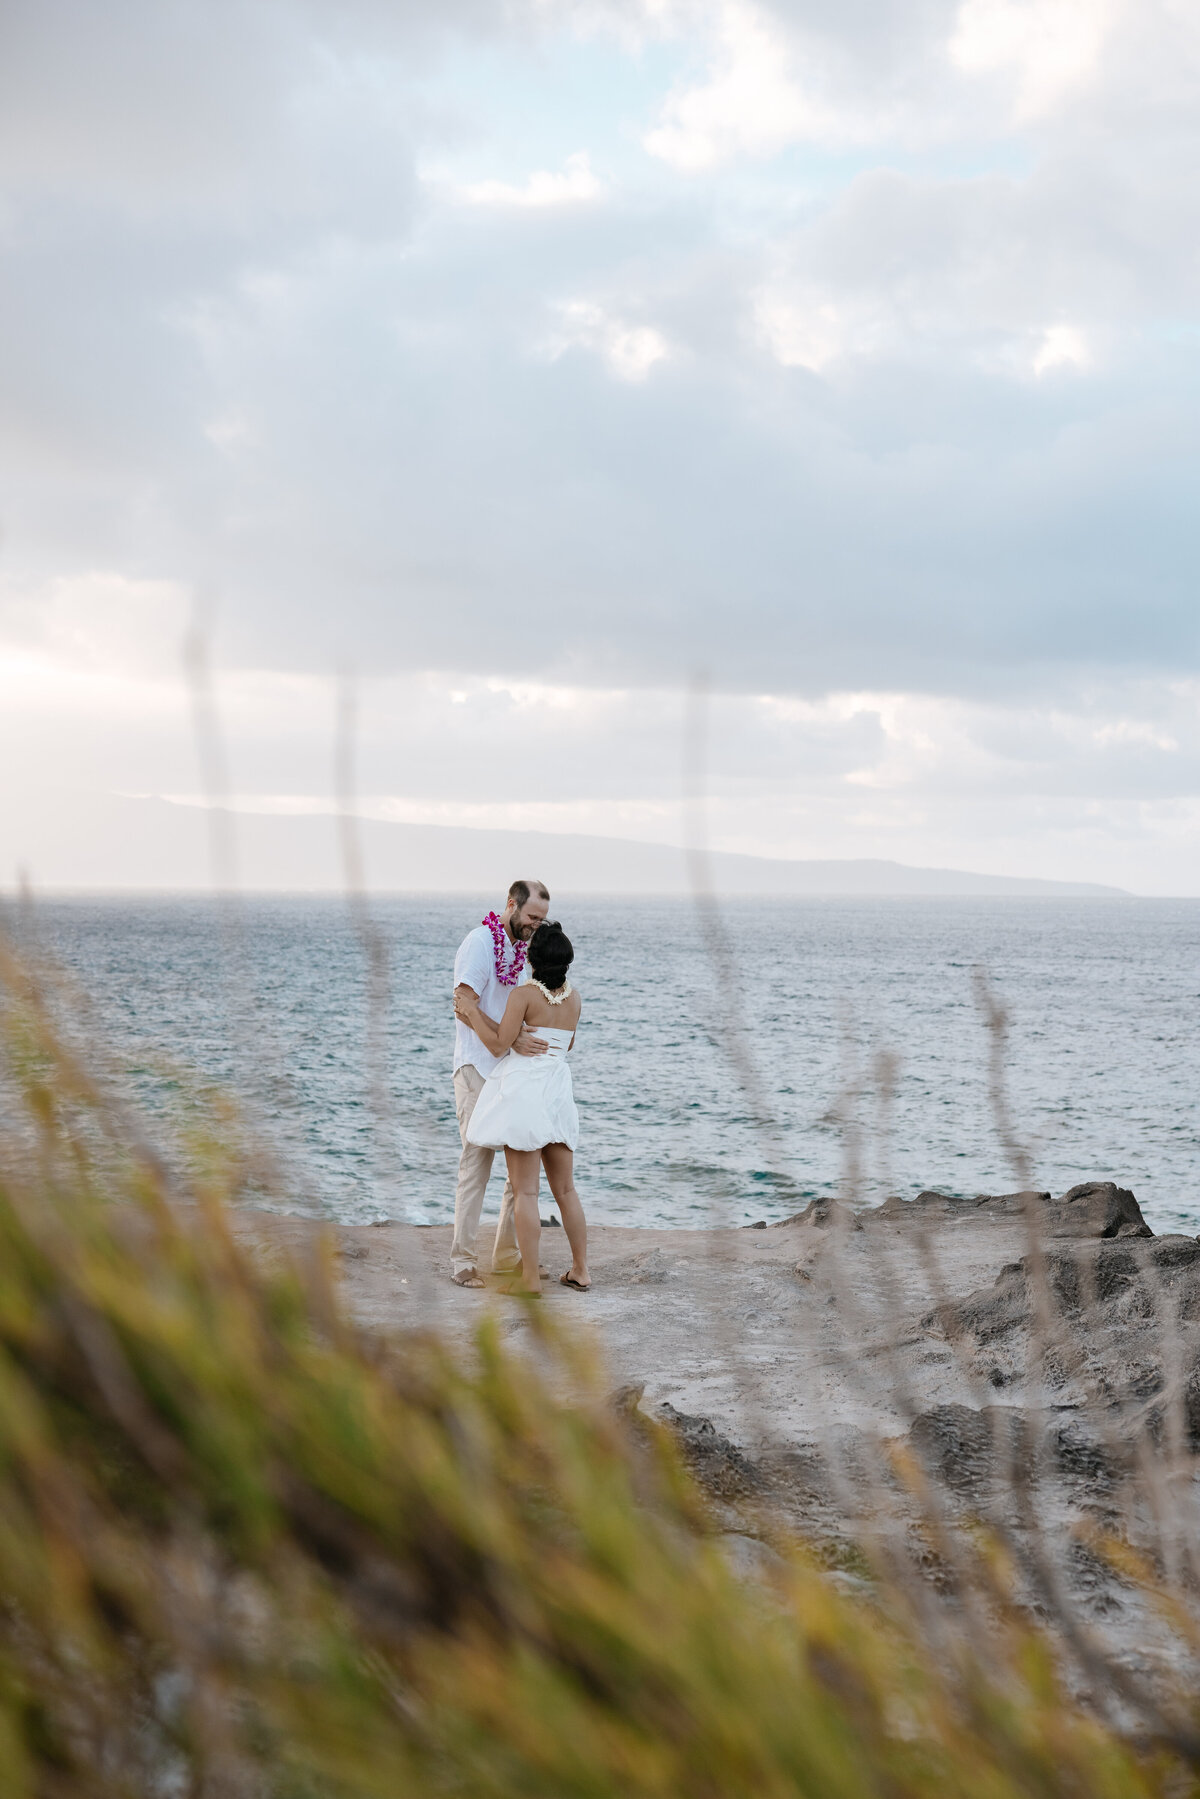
559, 1273, 591, 1291
499, 1282, 542, 1299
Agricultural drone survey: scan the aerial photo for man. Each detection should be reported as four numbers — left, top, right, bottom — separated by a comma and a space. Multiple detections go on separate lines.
450, 878, 550, 1287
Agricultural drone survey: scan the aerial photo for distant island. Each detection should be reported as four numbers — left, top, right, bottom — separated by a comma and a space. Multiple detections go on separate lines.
16, 793, 1128, 896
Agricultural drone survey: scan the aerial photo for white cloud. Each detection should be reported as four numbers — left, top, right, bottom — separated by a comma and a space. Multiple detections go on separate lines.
642, 0, 867, 168
1059, 714, 1180, 752
751, 158, 1126, 383
754, 287, 891, 372
949, 0, 1117, 121
0, 648, 182, 725
545, 299, 672, 380
754, 293, 843, 373
455, 151, 604, 209
754, 280, 1098, 384
1030, 323, 1091, 376
638, 0, 1120, 172
0, 571, 191, 677
203, 409, 256, 452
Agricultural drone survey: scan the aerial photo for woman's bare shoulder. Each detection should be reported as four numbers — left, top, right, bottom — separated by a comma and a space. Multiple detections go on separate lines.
526, 989, 581, 1025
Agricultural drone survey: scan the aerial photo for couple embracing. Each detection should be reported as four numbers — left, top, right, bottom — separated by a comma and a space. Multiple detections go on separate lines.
450, 879, 590, 1298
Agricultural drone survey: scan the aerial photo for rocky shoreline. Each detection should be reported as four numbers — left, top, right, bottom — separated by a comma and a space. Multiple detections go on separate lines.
236, 1179, 1200, 1702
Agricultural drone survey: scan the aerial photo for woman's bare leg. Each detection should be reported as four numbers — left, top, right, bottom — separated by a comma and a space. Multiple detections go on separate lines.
541, 1144, 589, 1287
504, 1147, 543, 1293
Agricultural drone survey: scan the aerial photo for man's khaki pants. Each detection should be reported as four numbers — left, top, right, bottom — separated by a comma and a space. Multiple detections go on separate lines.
451, 1064, 521, 1278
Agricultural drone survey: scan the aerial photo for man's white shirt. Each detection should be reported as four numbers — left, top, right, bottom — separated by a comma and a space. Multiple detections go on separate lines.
453, 923, 529, 1078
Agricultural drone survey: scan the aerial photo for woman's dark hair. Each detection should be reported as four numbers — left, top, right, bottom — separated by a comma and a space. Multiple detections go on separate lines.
527, 921, 573, 988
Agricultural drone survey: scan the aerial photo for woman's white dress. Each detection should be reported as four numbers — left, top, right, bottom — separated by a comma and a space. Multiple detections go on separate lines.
465, 1026, 578, 1152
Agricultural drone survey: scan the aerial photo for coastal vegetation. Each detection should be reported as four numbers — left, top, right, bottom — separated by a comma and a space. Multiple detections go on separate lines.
0, 928, 1196, 1796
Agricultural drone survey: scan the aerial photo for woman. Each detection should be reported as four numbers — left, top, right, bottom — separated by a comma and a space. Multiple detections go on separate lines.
455, 921, 589, 1297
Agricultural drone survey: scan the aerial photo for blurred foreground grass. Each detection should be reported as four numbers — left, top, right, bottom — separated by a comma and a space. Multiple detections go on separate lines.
0, 930, 1195, 1798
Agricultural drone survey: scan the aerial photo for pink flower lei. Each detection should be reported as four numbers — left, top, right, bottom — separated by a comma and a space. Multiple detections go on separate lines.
482, 912, 527, 986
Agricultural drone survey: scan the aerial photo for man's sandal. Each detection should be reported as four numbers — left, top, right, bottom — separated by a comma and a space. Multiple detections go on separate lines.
559, 1273, 591, 1292
451, 1268, 486, 1289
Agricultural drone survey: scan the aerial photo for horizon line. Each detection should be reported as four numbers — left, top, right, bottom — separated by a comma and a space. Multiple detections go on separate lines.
9, 885, 1185, 902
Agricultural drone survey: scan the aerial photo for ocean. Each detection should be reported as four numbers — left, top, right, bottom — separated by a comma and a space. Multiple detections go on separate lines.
13, 894, 1200, 1236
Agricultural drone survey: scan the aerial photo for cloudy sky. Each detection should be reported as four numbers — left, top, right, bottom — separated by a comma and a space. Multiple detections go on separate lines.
3, 0, 1199, 891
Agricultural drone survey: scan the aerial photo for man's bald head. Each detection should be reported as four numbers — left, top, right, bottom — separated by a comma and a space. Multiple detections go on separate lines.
504, 879, 550, 941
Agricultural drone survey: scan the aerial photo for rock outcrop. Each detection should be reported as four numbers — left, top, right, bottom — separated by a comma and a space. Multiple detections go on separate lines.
774, 1198, 863, 1231
614, 1181, 1200, 1689
867, 1181, 1152, 1238
284, 1177, 1200, 1705
658, 1402, 762, 1497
